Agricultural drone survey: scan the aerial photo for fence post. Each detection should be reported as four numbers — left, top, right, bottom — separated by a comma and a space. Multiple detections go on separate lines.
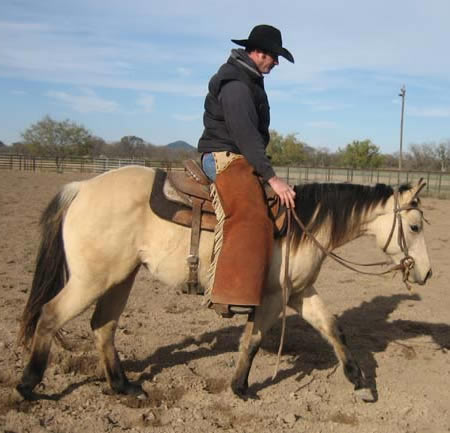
426, 172, 430, 194
438, 173, 442, 195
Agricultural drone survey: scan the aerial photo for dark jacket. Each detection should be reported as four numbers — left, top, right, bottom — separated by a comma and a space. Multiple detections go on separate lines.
197, 49, 275, 181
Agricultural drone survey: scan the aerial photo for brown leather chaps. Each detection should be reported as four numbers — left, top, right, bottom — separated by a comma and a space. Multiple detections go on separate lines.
210, 156, 274, 306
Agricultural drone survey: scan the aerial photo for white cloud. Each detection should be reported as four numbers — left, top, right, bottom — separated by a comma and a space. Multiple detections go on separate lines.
408, 106, 450, 118
11, 90, 26, 96
136, 94, 155, 112
45, 89, 119, 113
176, 67, 192, 77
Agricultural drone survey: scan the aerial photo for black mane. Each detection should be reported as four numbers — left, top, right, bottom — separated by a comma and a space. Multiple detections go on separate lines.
291, 182, 411, 249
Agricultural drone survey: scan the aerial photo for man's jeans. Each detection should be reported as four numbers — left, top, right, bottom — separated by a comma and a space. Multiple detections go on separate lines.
202, 153, 216, 182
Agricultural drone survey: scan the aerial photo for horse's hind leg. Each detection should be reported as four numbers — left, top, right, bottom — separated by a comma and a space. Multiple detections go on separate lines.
90, 268, 145, 398
17, 279, 106, 399
288, 286, 374, 401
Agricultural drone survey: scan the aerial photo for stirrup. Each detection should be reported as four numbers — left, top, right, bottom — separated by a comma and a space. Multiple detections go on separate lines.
211, 303, 255, 318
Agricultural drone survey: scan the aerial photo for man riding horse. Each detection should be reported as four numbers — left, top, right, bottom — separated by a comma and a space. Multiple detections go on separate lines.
198, 25, 296, 317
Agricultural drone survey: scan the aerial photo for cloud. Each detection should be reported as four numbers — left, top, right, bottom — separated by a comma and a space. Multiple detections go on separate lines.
0, 21, 48, 32
11, 90, 26, 96
45, 89, 119, 113
176, 67, 192, 77
136, 94, 155, 112
408, 106, 450, 118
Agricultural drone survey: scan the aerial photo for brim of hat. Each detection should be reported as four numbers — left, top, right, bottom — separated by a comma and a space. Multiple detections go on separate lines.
231, 38, 295, 63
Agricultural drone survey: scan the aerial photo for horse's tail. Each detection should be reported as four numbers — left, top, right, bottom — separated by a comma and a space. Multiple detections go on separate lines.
18, 182, 81, 347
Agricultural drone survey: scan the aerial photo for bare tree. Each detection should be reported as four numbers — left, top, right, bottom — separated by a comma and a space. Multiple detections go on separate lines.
434, 139, 450, 172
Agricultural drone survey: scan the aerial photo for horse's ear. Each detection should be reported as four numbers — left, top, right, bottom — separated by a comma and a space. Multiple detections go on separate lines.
410, 178, 426, 201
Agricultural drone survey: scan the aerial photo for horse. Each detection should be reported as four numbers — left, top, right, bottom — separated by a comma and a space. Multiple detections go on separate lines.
16, 165, 432, 401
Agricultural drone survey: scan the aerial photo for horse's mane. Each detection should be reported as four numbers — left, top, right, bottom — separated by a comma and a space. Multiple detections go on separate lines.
290, 182, 412, 250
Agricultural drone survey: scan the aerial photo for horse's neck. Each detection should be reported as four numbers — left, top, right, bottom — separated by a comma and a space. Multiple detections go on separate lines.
330, 196, 396, 250
356, 196, 396, 240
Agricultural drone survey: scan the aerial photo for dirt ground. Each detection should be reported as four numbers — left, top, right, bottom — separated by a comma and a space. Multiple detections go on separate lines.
0, 169, 449, 433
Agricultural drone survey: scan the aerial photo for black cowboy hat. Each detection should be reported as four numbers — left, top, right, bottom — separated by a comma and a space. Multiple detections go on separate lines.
232, 24, 295, 63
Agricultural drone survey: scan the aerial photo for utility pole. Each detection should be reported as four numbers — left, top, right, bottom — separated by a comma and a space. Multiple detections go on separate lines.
398, 85, 406, 170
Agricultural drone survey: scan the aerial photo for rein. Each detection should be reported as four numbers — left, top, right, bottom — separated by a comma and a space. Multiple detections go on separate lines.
272, 187, 425, 380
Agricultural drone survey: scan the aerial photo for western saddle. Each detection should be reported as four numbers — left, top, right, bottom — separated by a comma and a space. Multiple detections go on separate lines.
149, 160, 286, 296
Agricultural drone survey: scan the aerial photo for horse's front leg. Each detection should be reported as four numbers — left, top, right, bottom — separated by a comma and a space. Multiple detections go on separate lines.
288, 286, 375, 402
231, 291, 282, 398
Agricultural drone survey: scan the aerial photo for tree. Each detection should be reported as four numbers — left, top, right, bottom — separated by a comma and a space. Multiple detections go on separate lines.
267, 130, 306, 165
0, 140, 6, 152
266, 130, 284, 164
305, 146, 332, 167
434, 140, 450, 172
114, 136, 148, 158
85, 136, 107, 157
21, 115, 92, 159
338, 139, 383, 169
408, 142, 438, 170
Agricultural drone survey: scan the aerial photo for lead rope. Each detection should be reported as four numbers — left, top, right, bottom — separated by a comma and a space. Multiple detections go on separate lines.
272, 209, 292, 380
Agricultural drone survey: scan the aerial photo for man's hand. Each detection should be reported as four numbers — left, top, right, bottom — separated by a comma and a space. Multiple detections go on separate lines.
268, 176, 296, 208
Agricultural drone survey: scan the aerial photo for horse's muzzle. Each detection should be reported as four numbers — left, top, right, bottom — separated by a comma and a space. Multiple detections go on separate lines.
415, 268, 432, 286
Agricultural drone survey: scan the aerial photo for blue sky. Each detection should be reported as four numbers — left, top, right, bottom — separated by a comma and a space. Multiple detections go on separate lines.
1, 0, 449, 154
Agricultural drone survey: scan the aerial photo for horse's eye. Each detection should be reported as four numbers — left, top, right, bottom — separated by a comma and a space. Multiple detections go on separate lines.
410, 225, 420, 233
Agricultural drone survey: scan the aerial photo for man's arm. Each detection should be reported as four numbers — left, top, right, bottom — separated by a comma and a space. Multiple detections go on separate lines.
220, 81, 275, 181
220, 81, 296, 208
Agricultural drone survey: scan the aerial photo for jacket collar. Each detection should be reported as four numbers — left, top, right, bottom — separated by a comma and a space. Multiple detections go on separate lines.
229, 49, 263, 79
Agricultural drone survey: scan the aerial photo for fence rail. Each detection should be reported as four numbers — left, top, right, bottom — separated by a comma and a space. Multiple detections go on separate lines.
1, 154, 450, 198
0, 154, 181, 173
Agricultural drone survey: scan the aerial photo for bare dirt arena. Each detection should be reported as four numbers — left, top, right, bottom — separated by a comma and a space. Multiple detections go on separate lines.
0, 170, 449, 433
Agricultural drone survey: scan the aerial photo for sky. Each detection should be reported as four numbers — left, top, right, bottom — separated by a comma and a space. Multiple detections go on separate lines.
1, 0, 450, 154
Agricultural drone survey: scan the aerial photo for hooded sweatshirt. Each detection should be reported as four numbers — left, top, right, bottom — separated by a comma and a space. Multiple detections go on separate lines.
197, 49, 275, 181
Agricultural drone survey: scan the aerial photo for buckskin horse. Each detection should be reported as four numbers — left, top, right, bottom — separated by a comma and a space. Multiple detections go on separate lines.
16, 165, 432, 401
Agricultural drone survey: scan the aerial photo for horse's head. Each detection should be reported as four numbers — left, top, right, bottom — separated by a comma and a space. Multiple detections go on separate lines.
372, 179, 432, 286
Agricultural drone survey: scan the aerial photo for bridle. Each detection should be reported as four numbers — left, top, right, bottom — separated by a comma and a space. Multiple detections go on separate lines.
380, 189, 427, 289
272, 185, 427, 379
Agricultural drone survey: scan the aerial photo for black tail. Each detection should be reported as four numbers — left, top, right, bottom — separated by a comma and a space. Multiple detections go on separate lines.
18, 183, 79, 346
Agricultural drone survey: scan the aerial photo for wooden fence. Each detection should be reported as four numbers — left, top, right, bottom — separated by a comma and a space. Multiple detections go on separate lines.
1, 154, 450, 198
0, 154, 180, 173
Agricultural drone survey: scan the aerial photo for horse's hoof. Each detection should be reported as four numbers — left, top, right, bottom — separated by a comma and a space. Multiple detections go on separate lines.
125, 383, 148, 400
231, 383, 248, 400
355, 387, 376, 402
15, 383, 36, 401
135, 388, 148, 401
